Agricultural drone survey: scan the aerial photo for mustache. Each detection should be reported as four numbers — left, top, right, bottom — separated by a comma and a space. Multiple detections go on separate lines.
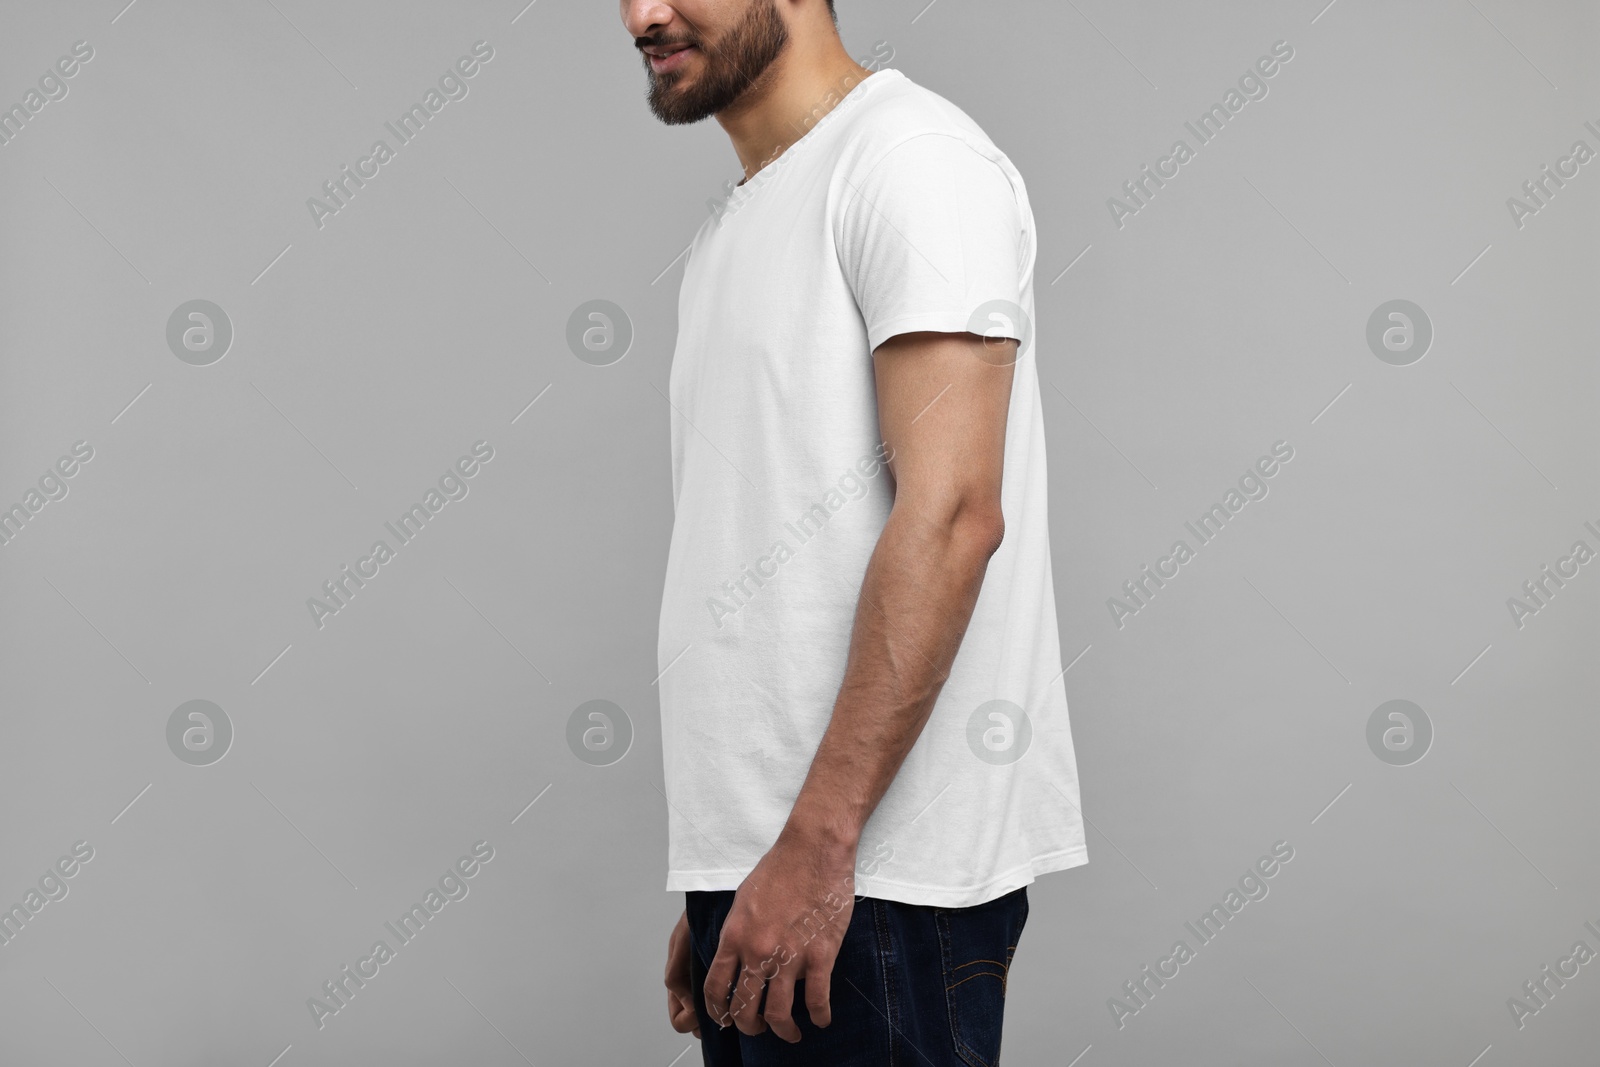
636, 34, 697, 51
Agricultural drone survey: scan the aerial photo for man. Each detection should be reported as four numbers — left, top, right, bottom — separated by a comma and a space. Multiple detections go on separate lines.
624, 1, 1087, 1062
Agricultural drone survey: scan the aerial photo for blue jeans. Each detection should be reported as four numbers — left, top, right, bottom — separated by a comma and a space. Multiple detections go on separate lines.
685, 886, 1028, 1066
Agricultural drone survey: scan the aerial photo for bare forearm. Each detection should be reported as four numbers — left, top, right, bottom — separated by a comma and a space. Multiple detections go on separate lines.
783, 501, 1003, 850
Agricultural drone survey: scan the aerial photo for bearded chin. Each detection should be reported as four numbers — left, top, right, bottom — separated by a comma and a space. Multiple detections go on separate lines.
644, 1, 788, 125
648, 72, 721, 126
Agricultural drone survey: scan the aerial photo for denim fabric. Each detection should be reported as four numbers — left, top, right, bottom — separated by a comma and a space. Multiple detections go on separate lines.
685, 886, 1028, 1066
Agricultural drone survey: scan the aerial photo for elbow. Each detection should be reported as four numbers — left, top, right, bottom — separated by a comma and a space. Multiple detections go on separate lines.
952, 499, 1006, 562
894, 485, 1006, 561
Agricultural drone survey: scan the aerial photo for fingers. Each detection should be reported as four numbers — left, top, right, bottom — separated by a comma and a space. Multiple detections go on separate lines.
664, 912, 693, 998
665, 910, 700, 1037
762, 970, 802, 1043
804, 957, 834, 1029
728, 961, 770, 1036
703, 944, 739, 1029
668, 990, 701, 1036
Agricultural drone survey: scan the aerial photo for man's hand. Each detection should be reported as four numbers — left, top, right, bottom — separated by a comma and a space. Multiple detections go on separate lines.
703, 826, 857, 1042
665, 910, 702, 1038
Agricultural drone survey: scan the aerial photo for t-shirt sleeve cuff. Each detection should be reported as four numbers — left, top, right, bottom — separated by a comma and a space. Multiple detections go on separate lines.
867, 310, 1015, 354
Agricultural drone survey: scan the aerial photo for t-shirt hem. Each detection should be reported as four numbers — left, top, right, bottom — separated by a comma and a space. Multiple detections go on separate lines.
665, 844, 1088, 909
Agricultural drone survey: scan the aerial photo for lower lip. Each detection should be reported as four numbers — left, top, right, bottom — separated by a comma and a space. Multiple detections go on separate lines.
650, 46, 695, 74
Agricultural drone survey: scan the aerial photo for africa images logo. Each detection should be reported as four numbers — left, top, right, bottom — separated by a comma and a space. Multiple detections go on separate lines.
1106, 40, 1295, 229
306, 441, 495, 630
704, 442, 894, 629
1107, 841, 1296, 1029
1106, 441, 1295, 629
305, 42, 495, 230
306, 841, 495, 1029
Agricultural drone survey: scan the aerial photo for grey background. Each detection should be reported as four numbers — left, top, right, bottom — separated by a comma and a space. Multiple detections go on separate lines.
1, 0, 1595, 1064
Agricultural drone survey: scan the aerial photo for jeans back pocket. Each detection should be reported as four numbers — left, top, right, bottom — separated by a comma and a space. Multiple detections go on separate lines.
935, 887, 1028, 1067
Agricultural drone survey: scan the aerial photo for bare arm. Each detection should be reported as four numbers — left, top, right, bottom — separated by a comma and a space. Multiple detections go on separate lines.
787, 330, 1014, 846
703, 330, 1016, 1041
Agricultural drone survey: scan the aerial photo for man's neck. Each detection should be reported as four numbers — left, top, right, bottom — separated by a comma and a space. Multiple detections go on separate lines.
716, 42, 872, 184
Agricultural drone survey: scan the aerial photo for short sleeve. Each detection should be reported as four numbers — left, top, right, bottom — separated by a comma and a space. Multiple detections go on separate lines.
836, 133, 1024, 353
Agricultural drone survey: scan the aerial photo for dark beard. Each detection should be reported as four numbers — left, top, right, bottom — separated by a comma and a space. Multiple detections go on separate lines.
642, 1, 788, 125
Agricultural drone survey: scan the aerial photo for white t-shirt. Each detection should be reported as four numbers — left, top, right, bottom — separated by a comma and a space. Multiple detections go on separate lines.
658, 67, 1086, 908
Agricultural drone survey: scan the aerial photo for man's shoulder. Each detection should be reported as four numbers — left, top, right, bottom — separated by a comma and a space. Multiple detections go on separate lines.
835, 71, 1009, 180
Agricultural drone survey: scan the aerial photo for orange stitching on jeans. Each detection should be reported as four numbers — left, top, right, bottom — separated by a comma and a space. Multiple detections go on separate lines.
945, 970, 1006, 992
951, 958, 1010, 970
